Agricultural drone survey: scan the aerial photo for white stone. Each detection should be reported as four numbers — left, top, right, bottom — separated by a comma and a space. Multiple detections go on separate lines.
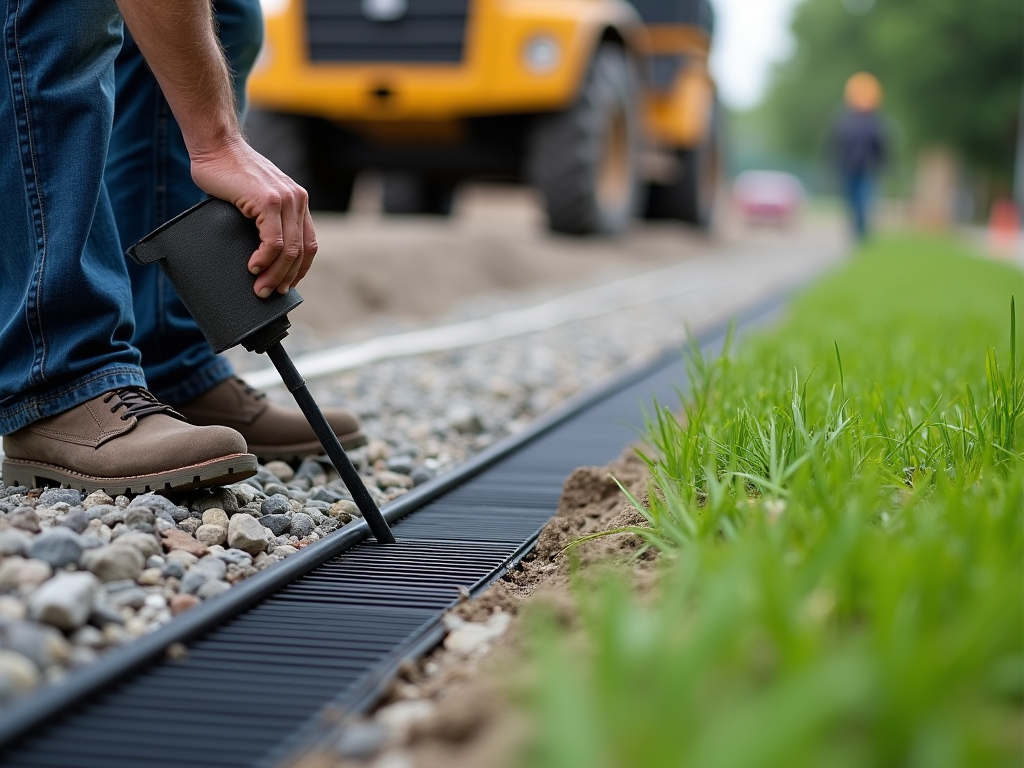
442, 611, 512, 657
28, 571, 99, 630
227, 514, 271, 556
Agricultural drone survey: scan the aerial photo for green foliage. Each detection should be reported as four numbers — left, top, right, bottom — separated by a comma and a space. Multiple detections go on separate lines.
522, 236, 1024, 768
755, 0, 1023, 187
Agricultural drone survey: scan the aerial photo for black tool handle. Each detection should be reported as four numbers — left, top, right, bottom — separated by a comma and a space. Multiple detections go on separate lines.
265, 342, 396, 544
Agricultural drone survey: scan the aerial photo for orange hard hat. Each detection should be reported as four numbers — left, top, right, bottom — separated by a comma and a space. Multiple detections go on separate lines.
845, 72, 883, 111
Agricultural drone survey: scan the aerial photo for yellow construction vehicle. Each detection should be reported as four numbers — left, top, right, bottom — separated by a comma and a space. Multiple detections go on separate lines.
247, 0, 720, 234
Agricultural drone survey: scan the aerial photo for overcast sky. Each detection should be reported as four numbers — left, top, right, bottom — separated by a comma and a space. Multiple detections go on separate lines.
709, 0, 802, 110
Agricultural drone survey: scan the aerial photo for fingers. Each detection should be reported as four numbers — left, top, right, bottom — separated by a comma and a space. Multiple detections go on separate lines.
291, 209, 318, 289
249, 187, 313, 298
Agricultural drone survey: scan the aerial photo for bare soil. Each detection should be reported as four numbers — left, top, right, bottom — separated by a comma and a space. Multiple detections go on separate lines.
286, 447, 654, 768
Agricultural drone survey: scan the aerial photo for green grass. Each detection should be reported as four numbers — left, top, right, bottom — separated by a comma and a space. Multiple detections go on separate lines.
522, 235, 1024, 768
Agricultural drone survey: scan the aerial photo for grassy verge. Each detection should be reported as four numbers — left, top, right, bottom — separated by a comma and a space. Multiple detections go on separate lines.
523, 236, 1024, 768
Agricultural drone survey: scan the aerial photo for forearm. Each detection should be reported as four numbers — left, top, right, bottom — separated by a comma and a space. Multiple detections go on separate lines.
116, 0, 241, 157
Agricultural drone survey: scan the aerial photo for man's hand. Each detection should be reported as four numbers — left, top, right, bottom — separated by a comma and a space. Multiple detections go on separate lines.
116, 0, 316, 297
190, 138, 317, 297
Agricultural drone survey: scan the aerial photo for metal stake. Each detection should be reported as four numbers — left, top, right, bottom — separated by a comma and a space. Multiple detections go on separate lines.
265, 341, 396, 544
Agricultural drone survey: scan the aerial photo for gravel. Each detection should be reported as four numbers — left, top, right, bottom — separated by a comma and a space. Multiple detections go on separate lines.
0, 241, 836, 705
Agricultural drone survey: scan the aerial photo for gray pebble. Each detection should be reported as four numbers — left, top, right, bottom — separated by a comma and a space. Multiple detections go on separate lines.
0, 621, 72, 669
334, 721, 389, 760
385, 455, 416, 474
302, 498, 332, 512
262, 482, 291, 497
179, 570, 209, 596
59, 508, 91, 534
123, 507, 156, 532
192, 556, 228, 581
254, 467, 280, 486
239, 476, 265, 493
100, 508, 125, 527
196, 579, 232, 600
27, 528, 83, 569
227, 483, 263, 506
216, 549, 253, 567
107, 586, 147, 609
260, 514, 292, 537
110, 531, 162, 559
288, 513, 315, 539
38, 488, 83, 508
81, 544, 144, 583
191, 488, 239, 515
85, 504, 118, 521
0, 486, 30, 499
177, 518, 202, 535
78, 535, 105, 551
311, 486, 350, 504
295, 457, 328, 483
410, 465, 435, 485
89, 595, 124, 627
145, 555, 165, 569
0, 530, 31, 557
129, 493, 183, 518
161, 562, 185, 580
260, 494, 291, 517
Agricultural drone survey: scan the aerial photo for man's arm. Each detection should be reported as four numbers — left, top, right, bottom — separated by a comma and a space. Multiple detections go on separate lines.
116, 0, 315, 298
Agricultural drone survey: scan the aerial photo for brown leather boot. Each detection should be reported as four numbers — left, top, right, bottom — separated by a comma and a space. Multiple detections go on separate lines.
176, 378, 367, 462
2, 388, 256, 495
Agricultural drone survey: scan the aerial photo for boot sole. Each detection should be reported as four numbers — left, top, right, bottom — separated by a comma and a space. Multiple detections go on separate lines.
1, 453, 258, 496
247, 431, 368, 464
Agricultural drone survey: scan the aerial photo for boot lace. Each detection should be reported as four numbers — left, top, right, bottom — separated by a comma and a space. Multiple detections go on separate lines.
236, 378, 267, 402
103, 387, 182, 421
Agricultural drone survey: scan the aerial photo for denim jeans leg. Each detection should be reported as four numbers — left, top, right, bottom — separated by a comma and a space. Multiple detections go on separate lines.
0, 0, 146, 435
106, 0, 264, 407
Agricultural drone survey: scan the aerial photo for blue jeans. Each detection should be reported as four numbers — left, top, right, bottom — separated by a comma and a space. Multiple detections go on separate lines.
106, 0, 263, 406
0, 0, 146, 434
843, 171, 873, 242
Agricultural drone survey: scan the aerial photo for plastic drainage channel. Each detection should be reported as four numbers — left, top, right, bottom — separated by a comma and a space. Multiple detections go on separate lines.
0, 293, 788, 768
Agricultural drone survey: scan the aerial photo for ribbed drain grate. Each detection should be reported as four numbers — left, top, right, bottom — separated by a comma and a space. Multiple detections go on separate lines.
0, 298, 782, 767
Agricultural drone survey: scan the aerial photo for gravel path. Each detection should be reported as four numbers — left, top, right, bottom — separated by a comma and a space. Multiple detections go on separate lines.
0, 225, 842, 707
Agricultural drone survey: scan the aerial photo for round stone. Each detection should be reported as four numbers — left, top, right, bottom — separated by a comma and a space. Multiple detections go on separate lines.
195, 524, 227, 547
201, 508, 229, 530
27, 528, 83, 569
288, 513, 315, 539
260, 514, 292, 537
227, 514, 271, 556
59, 508, 91, 534
81, 544, 145, 583
260, 494, 291, 517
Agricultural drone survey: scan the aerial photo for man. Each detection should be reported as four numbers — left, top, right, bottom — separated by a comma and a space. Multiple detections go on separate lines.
832, 72, 888, 241
106, 0, 365, 464
0, 0, 346, 494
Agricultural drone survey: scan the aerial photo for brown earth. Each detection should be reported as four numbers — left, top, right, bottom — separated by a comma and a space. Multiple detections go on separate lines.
285, 447, 656, 768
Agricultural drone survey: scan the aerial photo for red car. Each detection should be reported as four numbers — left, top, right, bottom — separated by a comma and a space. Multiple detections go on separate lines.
732, 170, 805, 227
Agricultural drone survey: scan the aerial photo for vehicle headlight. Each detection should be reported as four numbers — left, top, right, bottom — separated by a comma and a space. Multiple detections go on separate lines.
523, 36, 561, 74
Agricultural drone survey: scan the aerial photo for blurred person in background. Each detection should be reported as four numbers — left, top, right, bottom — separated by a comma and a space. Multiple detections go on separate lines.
831, 72, 888, 241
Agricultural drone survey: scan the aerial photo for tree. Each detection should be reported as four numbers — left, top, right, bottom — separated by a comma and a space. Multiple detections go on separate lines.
756, 0, 1023, 193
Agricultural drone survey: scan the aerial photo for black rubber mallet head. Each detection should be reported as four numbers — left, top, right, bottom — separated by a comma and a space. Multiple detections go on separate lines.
127, 197, 396, 544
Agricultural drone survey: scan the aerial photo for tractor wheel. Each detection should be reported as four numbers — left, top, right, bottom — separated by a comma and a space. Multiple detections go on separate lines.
526, 44, 643, 236
644, 104, 722, 229
244, 109, 355, 212
381, 173, 456, 216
